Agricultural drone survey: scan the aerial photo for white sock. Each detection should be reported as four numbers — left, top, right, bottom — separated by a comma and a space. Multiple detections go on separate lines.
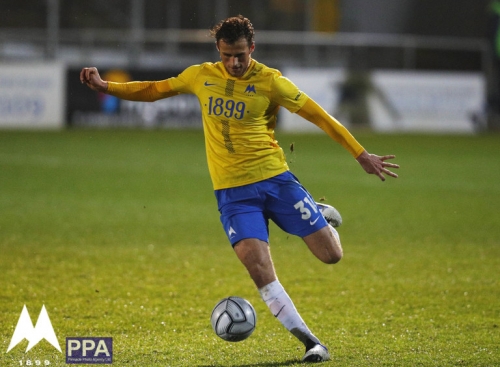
259, 280, 320, 348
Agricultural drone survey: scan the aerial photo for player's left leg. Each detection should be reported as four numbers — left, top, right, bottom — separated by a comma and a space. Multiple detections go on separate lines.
302, 224, 343, 264
265, 172, 343, 264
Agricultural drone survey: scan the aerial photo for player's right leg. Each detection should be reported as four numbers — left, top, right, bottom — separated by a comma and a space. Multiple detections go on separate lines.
232, 238, 277, 289
233, 238, 329, 362
232, 238, 328, 362
216, 179, 329, 362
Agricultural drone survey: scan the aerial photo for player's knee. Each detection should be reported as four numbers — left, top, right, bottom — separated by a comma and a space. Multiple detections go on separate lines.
323, 249, 342, 264
304, 230, 343, 264
322, 235, 343, 264
314, 243, 343, 264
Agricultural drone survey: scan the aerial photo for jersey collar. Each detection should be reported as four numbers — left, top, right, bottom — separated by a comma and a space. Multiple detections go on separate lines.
220, 59, 257, 80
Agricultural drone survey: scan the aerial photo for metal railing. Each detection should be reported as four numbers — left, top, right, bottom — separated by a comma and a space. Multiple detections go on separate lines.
0, 28, 491, 75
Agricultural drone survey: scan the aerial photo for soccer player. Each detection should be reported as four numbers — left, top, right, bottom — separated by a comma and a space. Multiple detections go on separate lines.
80, 15, 399, 363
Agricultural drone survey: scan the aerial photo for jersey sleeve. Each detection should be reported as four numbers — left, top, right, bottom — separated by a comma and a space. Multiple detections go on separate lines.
297, 98, 365, 158
270, 74, 309, 113
166, 64, 202, 93
106, 79, 179, 101
269, 72, 363, 157
106, 64, 203, 101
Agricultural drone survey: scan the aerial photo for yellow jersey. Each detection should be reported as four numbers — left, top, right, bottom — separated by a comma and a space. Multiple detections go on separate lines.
107, 59, 364, 189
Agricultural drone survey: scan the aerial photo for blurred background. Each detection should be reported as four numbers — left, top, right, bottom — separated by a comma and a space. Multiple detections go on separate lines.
0, 0, 497, 132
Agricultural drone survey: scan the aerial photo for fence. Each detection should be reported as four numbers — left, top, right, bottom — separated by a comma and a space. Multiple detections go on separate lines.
0, 28, 491, 70
0, 28, 493, 131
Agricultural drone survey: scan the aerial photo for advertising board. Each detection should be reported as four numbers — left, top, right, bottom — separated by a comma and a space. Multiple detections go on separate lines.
280, 68, 485, 134
0, 63, 65, 129
66, 69, 201, 129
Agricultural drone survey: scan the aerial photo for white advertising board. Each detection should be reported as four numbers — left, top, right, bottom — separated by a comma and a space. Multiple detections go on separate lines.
280, 68, 485, 134
369, 71, 485, 133
0, 63, 65, 129
279, 68, 346, 132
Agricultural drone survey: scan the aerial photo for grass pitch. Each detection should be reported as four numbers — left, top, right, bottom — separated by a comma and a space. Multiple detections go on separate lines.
0, 130, 499, 366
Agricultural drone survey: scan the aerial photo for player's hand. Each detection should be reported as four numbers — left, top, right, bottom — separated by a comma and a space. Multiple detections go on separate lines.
356, 150, 399, 181
79, 67, 108, 92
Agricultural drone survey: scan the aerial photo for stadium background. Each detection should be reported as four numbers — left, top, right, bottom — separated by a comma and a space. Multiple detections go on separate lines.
0, 0, 497, 131
1, 1, 499, 366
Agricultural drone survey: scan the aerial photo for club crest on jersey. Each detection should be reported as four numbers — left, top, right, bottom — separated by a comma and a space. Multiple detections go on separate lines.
244, 84, 256, 94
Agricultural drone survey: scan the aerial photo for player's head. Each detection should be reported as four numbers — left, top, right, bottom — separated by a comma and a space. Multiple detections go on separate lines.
211, 15, 255, 47
210, 15, 255, 77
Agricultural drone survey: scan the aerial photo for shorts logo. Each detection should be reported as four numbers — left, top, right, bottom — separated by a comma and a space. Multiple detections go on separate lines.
309, 216, 320, 225
66, 337, 113, 364
228, 226, 237, 239
7, 305, 61, 353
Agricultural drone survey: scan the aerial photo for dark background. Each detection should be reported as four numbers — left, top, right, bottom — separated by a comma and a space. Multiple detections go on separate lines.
0, 0, 492, 38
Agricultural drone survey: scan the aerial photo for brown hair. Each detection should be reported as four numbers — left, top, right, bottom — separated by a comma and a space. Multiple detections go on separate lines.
210, 15, 255, 46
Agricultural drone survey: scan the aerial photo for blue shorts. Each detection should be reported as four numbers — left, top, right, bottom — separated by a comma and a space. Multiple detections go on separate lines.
215, 171, 328, 246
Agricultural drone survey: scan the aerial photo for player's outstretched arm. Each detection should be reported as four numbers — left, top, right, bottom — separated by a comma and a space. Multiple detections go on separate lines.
80, 67, 108, 93
296, 98, 364, 158
80, 67, 176, 102
296, 98, 399, 181
356, 150, 399, 181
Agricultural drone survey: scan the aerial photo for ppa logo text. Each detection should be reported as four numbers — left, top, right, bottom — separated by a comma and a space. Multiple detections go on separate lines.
66, 337, 112, 364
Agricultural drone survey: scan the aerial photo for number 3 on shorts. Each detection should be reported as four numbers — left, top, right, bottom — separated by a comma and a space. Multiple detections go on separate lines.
294, 197, 318, 220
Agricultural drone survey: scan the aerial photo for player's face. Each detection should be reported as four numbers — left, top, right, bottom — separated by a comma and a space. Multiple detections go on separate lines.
217, 38, 255, 77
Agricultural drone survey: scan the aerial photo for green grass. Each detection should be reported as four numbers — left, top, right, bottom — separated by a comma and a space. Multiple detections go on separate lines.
0, 130, 499, 366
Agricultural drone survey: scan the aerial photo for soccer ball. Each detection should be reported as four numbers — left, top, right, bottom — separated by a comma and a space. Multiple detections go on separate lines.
210, 296, 256, 342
